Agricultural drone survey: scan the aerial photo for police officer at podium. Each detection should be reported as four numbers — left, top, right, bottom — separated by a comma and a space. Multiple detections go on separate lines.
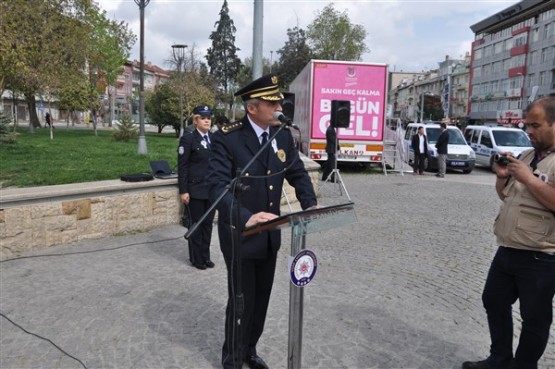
207, 73, 317, 369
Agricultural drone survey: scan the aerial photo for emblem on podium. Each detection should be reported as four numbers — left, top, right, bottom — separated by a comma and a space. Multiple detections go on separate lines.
289, 249, 317, 287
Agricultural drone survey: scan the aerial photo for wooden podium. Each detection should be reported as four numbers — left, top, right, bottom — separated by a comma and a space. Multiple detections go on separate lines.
244, 202, 357, 369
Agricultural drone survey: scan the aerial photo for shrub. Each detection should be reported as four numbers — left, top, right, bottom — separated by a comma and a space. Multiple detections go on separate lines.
0, 111, 17, 144
112, 114, 138, 142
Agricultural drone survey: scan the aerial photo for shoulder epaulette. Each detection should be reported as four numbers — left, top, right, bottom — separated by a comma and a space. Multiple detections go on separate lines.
221, 121, 243, 134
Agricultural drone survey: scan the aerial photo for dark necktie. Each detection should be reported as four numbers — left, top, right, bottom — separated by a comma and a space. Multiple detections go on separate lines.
203, 134, 211, 149
261, 132, 268, 147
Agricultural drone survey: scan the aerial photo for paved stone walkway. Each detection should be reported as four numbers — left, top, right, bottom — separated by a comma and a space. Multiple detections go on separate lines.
1, 170, 553, 368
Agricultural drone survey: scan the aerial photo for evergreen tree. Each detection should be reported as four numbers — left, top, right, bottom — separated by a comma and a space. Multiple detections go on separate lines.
206, 0, 242, 97
307, 4, 368, 61
275, 27, 313, 89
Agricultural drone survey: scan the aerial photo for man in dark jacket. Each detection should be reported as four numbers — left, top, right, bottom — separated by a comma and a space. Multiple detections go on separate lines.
435, 122, 449, 178
411, 126, 428, 175
207, 74, 317, 369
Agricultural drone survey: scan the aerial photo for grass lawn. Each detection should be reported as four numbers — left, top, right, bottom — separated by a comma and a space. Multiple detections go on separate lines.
0, 127, 180, 188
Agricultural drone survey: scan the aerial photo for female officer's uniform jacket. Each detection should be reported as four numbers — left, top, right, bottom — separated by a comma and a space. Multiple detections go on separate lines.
178, 129, 212, 200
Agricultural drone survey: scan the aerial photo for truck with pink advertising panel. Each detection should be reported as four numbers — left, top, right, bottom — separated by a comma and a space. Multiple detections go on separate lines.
288, 60, 388, 167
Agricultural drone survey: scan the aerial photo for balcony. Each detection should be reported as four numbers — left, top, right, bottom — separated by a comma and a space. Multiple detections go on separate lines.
510, 44, 528, 56
508, 66, 526, 78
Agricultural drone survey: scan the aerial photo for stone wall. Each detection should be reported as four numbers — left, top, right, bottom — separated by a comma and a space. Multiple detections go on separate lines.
0, 156, 321, 259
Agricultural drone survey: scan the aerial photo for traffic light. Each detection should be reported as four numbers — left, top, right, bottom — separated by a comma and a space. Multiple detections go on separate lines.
281, 92, 295, 121
330, 100, 351, 128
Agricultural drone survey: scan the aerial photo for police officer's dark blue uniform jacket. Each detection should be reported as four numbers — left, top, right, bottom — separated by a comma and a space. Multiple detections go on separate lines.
208, 117, 316, 259
206, 75, 317, 260
178, 106, 213, 200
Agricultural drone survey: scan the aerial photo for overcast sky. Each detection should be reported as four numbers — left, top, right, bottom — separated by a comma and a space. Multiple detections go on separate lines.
97, 0, 514, 73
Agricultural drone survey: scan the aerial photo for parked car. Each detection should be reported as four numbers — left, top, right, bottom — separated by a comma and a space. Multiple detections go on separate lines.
464, 125, 531, 171
404, 122, 476, 173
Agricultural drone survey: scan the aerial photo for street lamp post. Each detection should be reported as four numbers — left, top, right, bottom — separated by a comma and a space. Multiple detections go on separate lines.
172, 44, 188, 138
134, 0, 150, 154
270, 50, 273, 72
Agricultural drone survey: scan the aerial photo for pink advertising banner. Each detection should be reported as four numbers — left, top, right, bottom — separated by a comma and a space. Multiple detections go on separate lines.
311, 62, 387, 141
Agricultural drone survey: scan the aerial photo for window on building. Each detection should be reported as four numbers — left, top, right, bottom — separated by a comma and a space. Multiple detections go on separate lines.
484, 45, 492, 57
510, 76, 523, 89
541, 47, 551, 63
514, 33, 527, 47
531, 28, 539, 43
494, 42, 503, 54
504, 38, 513, 51
503, 59, 511, 71
544, 24, 550, 39
473, 66, 482, 77
509, 100, 521, 110
483, 63, 492, 76
529, 74, 536, 87
530, 50, 538, 65
474, 48, 483, 60
511, 54, 526, 68
491, 80, 499, 93
540, 71, 547, 85
501, 78, 510, 92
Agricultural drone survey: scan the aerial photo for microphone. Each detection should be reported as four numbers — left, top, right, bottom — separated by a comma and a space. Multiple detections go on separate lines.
273, 112, 299, 130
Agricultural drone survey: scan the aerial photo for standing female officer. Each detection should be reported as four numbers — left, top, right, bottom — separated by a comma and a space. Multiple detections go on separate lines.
178, 105, 215, 270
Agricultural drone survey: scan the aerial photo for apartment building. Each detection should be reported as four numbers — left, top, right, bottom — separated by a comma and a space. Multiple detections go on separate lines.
469, 0, 555, 126
102, 60, 169, 123
389, 54, 469, 125
1, 60, 169, 125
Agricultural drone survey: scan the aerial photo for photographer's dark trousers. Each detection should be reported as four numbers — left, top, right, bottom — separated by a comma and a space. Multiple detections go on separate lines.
482, 246, 555, 369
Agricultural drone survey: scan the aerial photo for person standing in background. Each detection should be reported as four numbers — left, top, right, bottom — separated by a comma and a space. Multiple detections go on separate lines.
435, 122, 449, 177
177, 105, 215, 270
45, 112, 52, 128
411, 126, 428, 175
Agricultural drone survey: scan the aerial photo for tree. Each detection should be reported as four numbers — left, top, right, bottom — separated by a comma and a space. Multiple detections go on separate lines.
1, 0, 89, 130
146, 72, 215, 137
275, 27, 313, 89
0, 0, 134, 132
206, 0, 242, 106
81, 4, 135, 135
306, 4, 369, 61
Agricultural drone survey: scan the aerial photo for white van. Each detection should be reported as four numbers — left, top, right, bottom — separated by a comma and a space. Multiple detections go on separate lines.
464, 125, 532, 170
404, 122, 476, 173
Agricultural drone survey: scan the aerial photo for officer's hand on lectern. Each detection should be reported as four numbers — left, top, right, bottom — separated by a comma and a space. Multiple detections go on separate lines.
246, 212, 278, 227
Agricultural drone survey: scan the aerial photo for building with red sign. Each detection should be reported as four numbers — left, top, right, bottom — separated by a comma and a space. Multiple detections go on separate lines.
469, 0, 555, 127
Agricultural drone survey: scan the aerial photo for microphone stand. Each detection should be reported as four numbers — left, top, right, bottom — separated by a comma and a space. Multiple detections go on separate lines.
185, 121, 292, 368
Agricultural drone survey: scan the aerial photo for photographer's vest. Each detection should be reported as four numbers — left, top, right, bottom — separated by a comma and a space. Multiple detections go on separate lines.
493, 149, 555, 254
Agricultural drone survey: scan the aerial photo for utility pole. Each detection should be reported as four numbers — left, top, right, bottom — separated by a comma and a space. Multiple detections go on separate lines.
252, 0, 263, 79
134, 0, 150, 154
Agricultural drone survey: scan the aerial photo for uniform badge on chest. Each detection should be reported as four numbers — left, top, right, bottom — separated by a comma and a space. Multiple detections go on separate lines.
201, 140, 208, 149
277, 149, 286, 162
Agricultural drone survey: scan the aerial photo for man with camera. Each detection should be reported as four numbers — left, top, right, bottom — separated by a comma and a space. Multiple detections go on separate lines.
463, 94, 555, 369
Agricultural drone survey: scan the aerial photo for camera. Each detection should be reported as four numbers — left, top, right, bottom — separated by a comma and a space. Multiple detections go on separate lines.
494, 153, 510, 166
